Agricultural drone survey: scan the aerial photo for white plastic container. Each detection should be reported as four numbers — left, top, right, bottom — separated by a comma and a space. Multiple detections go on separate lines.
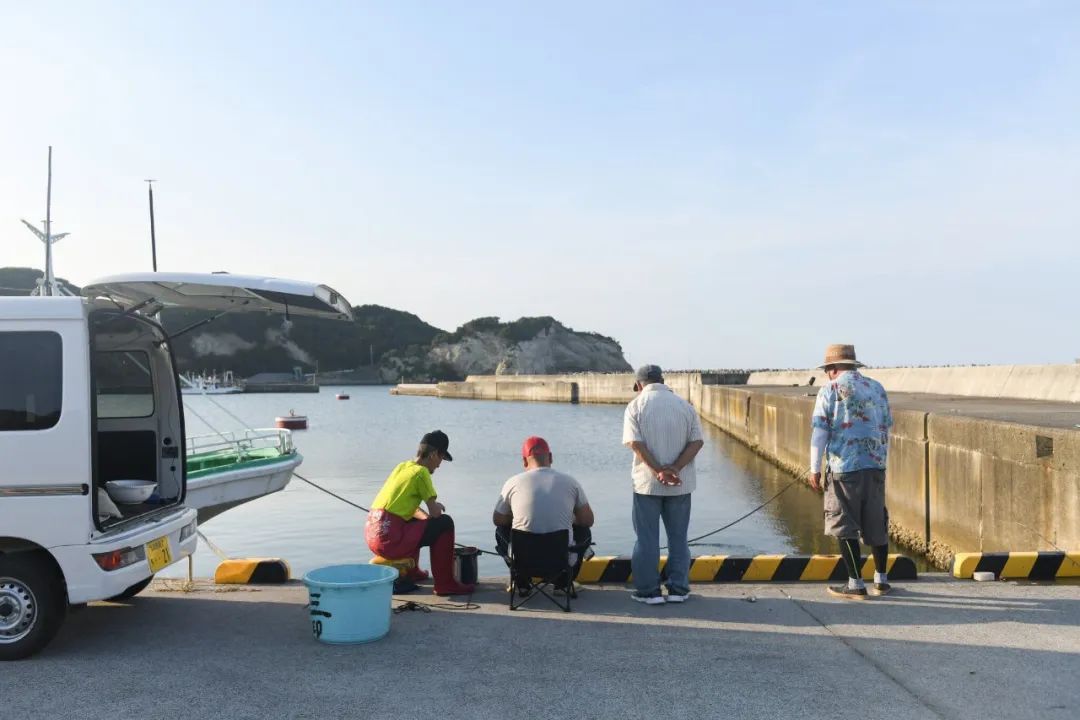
105, 479, 158, 504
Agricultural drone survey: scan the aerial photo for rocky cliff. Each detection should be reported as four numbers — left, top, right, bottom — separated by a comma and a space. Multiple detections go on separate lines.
381, 316, 631, 381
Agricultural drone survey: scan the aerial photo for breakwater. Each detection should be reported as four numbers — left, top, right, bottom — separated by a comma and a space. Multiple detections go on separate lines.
392, 368, 1080, 566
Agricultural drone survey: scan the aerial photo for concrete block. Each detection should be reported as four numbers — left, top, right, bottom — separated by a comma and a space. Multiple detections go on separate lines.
928, 415, 1080, 553
494, 380, 575, 403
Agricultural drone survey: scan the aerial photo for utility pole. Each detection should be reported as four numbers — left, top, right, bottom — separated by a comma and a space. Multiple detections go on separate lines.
146, 179, 158, 271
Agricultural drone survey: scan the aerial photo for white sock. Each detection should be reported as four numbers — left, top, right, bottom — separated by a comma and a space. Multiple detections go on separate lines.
848, 577, 866, 590
874, 571, 888, 585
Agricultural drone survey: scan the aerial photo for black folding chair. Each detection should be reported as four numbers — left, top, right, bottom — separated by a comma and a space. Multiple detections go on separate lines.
508, 529, 574, 612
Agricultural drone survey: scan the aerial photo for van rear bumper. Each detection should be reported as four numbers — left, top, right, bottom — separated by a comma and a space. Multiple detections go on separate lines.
52, 507, 198, 604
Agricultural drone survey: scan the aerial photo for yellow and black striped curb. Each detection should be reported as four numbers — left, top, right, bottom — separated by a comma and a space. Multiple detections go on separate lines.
577, 554, 917, 583
214, 558, 291, 584
952, 552, 1080, 580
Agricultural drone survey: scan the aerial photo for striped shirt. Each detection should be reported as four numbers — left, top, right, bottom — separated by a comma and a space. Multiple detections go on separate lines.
622, 383, 704, 496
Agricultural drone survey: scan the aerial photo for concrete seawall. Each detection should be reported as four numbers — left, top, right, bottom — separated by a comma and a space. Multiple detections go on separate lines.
457, 372, 708, 405
749, 363, 1080, 403
392, 371, 1080, 565
697, 384, 1080, 565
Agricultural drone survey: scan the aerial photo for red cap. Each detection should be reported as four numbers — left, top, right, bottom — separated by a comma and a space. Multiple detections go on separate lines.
521, 436, 551, 458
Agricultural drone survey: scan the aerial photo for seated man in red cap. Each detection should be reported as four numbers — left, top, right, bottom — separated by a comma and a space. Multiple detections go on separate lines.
365, 430, 475, 596
492, 436, 595, 583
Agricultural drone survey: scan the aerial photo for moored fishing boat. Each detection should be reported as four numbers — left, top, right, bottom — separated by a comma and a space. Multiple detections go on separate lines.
181, 371, 244, 395
185, 428, 302, 523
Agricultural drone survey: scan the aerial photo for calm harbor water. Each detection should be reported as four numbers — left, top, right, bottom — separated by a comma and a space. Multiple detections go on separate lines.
164, 386, 897, 579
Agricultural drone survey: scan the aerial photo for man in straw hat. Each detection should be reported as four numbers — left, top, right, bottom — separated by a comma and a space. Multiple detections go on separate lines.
808, 345, 895, 600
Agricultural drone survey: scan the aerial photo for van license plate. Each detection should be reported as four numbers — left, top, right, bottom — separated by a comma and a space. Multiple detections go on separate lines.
146, 536, 172, 572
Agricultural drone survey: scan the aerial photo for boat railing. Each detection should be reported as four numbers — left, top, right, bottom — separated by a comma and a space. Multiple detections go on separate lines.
186, 427, 294, 459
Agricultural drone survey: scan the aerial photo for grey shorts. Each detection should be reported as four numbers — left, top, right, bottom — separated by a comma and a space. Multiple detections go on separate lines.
823, 468, 889, 546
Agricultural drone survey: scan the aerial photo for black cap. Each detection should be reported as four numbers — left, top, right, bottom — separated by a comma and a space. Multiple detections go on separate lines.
420, 430, 452, 461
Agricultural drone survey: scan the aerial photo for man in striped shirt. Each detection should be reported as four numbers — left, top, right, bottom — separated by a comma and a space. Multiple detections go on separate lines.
622, 364, 705, 605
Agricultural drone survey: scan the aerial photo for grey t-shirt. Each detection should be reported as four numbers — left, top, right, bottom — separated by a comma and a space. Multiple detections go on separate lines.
494, 467, 589, 538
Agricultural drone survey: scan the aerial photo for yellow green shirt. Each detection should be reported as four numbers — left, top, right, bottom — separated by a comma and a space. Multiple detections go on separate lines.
372, 461, 437, 520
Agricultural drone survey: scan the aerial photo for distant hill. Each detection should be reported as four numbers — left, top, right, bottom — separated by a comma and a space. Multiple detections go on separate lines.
0, 267, 80, 296
160, 304, 443, 379
0, 267, 631, 381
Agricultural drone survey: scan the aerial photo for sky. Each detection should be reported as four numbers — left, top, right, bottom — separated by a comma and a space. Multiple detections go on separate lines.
2, 1, 1079, 369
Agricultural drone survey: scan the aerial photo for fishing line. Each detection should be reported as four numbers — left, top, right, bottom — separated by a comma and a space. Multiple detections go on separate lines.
292, 471, 501, 556
292, 471, 371, 512
665, 468, 810, 550
1011, 520, 1080, 572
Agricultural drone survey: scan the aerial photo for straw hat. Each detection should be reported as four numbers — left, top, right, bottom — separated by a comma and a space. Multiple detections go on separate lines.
817, 344, 864, 369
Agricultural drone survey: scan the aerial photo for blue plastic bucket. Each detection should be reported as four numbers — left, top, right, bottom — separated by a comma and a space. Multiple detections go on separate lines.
302, 564, 398, 644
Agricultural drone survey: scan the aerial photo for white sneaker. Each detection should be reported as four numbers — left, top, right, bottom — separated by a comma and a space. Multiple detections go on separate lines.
630, 592, 666, 605
665, 592, 690, 603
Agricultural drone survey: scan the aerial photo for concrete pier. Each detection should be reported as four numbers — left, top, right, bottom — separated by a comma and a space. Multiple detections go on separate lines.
5, 578, 1076, 720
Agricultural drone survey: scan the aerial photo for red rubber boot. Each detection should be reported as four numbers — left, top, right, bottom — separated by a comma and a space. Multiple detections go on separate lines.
406, 549, 430, 582
431, 527, 475, 596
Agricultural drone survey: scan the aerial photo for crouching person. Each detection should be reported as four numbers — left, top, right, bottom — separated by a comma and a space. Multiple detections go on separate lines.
365, 430, 475, 596
493, 436, 595, 583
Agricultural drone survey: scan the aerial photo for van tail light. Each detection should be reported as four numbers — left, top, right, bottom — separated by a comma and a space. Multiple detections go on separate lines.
179, 521, 196, 543
93, 546, 146, 571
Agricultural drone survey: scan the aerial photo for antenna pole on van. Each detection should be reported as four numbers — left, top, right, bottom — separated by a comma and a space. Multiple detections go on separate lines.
146, 179, 158, 272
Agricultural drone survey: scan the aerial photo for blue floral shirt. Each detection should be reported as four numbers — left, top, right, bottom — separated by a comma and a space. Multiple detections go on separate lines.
811, 370, 893, 474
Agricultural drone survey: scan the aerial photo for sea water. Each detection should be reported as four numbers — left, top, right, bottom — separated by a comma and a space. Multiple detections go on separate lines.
163, 386, 853, 578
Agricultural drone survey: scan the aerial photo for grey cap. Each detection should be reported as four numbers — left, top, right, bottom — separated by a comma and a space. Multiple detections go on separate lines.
635, 364, 663, 383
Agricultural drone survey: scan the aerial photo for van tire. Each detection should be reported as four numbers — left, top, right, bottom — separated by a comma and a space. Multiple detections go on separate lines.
0, 553, 67, 661
107, 575, 154, 601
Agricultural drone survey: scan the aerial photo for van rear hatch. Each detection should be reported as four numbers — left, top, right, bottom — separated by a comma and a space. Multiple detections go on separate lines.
81, 272, 353, 321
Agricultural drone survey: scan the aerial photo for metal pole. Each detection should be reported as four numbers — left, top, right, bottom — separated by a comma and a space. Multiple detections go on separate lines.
44, 146, 54, 295
146, 180, 158, 271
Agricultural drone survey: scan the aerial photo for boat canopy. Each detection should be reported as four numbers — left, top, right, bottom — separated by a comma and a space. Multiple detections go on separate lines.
81, 272, 353, 320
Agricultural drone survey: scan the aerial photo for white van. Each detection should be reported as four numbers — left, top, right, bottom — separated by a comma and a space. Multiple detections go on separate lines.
0, 273, 352, 659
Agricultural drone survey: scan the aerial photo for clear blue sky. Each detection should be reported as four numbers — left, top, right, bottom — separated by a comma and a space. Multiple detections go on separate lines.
3, 2, 1078, 368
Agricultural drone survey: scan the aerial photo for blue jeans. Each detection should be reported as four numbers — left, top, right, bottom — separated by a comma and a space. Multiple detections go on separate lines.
632, 492, 692, 596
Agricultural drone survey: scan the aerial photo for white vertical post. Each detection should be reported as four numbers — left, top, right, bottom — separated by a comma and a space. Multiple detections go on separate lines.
44, 146, 54, 296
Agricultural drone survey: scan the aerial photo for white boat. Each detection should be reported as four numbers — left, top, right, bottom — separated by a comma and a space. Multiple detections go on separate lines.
181, 371, 244, 395
185, 428, 302, 523
82, 272, 353, 523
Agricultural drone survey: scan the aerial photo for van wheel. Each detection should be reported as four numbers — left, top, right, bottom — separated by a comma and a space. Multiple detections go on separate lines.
107, 575, 154, 601
0, 554, 67, 661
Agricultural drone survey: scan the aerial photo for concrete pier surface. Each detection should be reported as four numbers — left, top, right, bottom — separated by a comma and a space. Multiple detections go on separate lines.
4, 577, 1077, 720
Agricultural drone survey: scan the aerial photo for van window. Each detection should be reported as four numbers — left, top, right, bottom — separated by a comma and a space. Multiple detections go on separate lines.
95, 351, 155, 418
0, 331, 63, 431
